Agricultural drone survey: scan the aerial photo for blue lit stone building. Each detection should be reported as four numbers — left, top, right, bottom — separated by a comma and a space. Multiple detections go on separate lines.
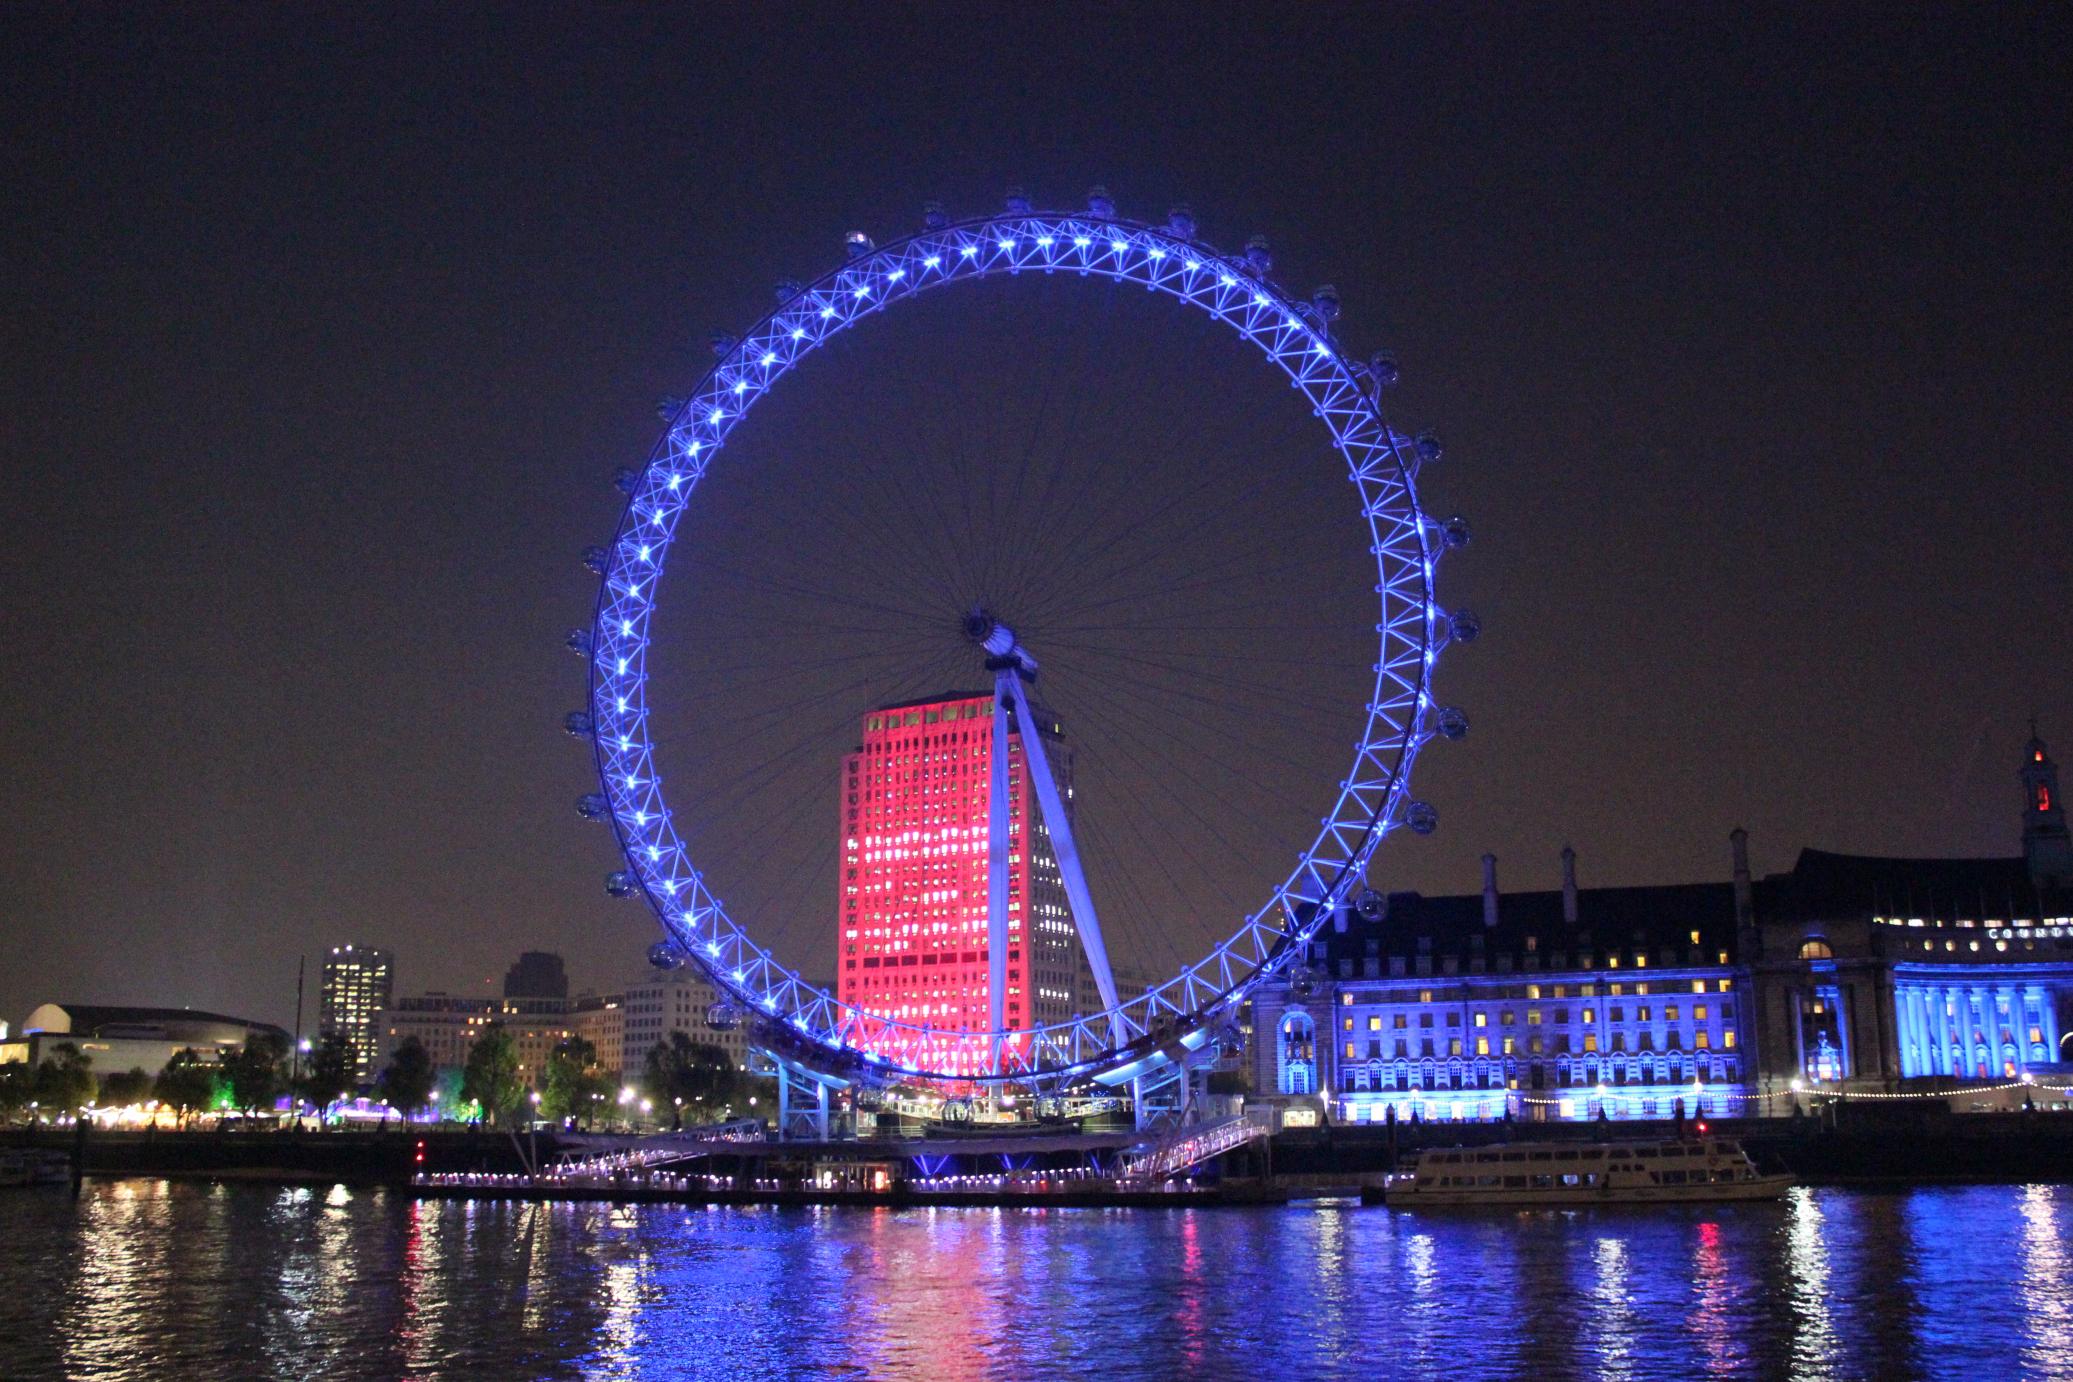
1251, 734, 2073, 1122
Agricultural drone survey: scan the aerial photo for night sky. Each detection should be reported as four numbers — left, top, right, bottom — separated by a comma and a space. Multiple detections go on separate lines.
4, 5, 2068, 1035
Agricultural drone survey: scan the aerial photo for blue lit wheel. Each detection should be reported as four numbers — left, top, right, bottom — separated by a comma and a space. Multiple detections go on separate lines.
575, 190, 1466, 1090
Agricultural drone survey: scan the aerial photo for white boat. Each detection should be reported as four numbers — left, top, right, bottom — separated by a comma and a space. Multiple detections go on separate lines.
1381, 1137, 1793, 1207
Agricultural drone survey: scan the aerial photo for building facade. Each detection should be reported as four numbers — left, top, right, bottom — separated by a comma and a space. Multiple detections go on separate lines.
7, 1004, 288, 1077
1251, 736, 2073, 1123
835, 691, 1085, 1074
619, 965, 755, 1077
376, 992, 573, 1089
319, 944, 394, 1083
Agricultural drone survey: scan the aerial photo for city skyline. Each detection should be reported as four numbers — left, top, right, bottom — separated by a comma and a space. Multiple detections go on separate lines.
4, 7, 2069, 1039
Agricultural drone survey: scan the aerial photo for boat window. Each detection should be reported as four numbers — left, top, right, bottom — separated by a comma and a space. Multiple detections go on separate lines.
1530, 1175, 1553, 1188
1561, 1174, 1581, 1186
1476, 1151, 1498, 1163
1503, 1176, 1526, 1187
1529, 1151, 1553, 1161
1442, 1153, 1462, 1163
1662, 1171, 1687, 1185
1502, 1152, 1526, 1163
1478, 1175, 1500, 1186
1579, 1149, 1604, 1161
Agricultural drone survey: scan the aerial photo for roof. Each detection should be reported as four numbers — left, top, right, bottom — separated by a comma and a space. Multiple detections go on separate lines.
1311, 880, 1738, 965
28, 1004, 286, 1039
1761, 848, 2073, 925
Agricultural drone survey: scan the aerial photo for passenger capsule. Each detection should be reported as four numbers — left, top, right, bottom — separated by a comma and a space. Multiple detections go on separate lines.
581, 545, 608, 574
1166, 204, 1197, 241
774, 278, 803, 303
655, 396, 685, 421
1415, 431, 1444, 464
605, 870, 639, 898
612, 465, 639, 494
921, 201, 949, 231
1086, 185, 1115, 218
564, 710, 594, 738
708, 332, 736, 357
1244, 235, 1273, 275
1437, 706, 1470, 741
647, 939, 682, 970
1406, 800, 1440, 835
565, 628, 592, 657
1439, 515, 1471, 549
1369, 352, 1401, 389
1003, 186, 1032, 214
1355, 888, 1386, 921
1312, 284, 1341, 322
576, 792, 609, 819
1448, 609, 1482, 643
844, 230, 874, 259
705, 1001, 743, 1032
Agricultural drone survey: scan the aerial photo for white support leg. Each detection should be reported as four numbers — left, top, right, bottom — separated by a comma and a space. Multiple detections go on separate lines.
988, 671, 1013, 1073
1005, 672, 1121, 1017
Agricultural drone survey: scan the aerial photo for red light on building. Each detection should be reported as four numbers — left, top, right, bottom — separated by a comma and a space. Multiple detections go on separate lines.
835, 691, 1077, 1075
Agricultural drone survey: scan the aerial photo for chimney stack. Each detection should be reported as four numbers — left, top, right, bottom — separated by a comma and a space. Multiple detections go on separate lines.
1731, 826, 1754, 933
1560, 845, 1578, 925
1481, 853, 1500, 928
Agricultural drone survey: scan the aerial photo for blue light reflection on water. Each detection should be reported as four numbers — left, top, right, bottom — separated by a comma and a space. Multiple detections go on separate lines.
1, 1183, 2069, 1380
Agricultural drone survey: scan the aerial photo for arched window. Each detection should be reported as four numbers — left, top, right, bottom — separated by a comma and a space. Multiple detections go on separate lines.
1278, 1012, 1316, 1096
1798, 938, 1835, 960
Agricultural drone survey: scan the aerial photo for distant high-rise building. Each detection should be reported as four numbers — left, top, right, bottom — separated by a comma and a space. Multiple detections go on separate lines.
504, 951, 569, 1001
835, 690, 1085, 1074
320, 944, 394, 1083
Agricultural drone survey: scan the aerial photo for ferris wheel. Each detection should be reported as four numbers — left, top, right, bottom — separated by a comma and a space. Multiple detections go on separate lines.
568, 187, 1474, 1107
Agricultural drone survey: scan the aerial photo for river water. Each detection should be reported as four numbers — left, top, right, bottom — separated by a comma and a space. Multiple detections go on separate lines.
1, 1181, 2069, 1379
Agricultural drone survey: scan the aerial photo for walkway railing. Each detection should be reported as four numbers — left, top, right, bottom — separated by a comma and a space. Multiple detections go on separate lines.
1121, 1115, 1266, 1182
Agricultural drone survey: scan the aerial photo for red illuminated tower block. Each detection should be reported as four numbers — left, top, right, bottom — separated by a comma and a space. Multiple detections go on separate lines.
835, 691, 1078, 1074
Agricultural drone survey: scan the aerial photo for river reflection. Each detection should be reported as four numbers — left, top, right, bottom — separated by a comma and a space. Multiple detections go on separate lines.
1, 1183, 2068, 1379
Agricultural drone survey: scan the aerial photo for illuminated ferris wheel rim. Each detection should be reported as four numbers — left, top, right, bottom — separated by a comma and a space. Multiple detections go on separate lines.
581, 197, 1464, 1090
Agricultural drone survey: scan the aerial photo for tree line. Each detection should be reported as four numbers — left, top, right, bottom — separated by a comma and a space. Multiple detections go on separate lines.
0, 1024, 755, 1131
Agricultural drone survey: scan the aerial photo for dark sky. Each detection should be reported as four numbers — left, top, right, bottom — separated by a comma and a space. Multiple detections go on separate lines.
4, 4, 2068, 1035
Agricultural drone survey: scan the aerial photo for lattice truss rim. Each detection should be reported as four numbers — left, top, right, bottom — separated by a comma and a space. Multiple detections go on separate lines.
585, 209, 1453, 1089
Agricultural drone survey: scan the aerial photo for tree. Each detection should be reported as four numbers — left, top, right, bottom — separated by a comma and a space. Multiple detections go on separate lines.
224, 1032, 288, 1118
541, 1036, 611, 1126
642, 1032, 739, 1125
153, 1049, 221, 1127
33, 1042, 95, 1118
99, 1067, 155, 1108
0, 1062, 33, 1124
295, 1034, 355, 1119
459, 1025, 524, 1128
377, 1037, 435, 1119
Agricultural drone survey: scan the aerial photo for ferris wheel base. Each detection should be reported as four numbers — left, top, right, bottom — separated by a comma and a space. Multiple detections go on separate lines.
757, 1027, 1221, 1140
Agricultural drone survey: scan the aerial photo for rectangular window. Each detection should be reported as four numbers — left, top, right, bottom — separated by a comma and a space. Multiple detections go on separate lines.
1695, 1005, 1708, 1020
1502, 1036, 1515, 1055
1583, 1034, 1599, 1053
1474, 1012, 1487, 1028
1449, 1039, 1463, 1056
1692, 980, 1707, 995
1476, 1038, 1490, 1056
1344, 1043, 1357, 1060
1665, 1005, 1679, 1021
1527, 984, 1542, 1000
1368, 1016, 1382, 1031
1724, 1029, 1737, 1049
1393, 1014, 1408, 1029
1582, 1008, 1596, 1025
